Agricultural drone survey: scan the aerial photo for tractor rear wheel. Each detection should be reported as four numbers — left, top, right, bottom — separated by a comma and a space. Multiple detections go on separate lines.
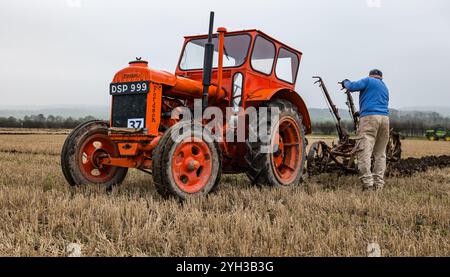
61, 120, 128, 187
245, 99, 306, 187
152, 121, 222, 200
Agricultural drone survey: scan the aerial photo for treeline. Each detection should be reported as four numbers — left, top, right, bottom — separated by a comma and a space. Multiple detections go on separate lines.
0, 114, 98, 129
390, 110, 450, 137
312, 110, 450, 137
0, 111, 449, 137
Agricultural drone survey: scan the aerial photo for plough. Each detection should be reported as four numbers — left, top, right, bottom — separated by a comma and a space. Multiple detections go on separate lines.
307, 77, 402, 176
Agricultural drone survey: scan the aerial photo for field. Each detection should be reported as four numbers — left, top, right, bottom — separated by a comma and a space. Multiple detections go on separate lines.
0, 131, 449, 256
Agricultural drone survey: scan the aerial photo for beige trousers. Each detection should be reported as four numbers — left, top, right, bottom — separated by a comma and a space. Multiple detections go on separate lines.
357, 115, 390, 188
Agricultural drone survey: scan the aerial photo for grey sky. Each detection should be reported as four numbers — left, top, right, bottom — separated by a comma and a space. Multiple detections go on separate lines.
1, 0, 449, 109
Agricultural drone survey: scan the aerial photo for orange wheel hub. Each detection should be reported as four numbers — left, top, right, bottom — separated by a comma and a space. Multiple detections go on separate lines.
272, 117, 302, 185
171, 140, 212, 193
78, 134, 118, 183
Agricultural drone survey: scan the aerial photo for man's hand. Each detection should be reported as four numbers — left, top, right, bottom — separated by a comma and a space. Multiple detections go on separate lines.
340, 79, 350, 90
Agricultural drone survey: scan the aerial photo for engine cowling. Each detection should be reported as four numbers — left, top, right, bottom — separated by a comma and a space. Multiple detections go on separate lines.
109, 59, 226, 134
111, 59, 226, 102
110, 59, 225, 135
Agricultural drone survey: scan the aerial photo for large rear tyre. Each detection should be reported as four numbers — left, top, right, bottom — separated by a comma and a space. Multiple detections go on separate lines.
245, 99, 306, 187
61, 120, 128, 187
152, 121, 222, 200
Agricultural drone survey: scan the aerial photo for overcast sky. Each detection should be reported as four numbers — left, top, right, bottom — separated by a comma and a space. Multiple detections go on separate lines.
1, 0, 449, 109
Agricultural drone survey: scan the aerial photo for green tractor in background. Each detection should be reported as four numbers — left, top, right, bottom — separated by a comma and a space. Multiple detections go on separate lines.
426, 127, 450, 141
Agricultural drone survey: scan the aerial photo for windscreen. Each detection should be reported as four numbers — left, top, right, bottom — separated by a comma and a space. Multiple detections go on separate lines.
179, 34, 251, 70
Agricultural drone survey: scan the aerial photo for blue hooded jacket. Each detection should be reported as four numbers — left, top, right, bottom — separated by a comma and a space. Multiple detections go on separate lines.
343, 77, 389, 117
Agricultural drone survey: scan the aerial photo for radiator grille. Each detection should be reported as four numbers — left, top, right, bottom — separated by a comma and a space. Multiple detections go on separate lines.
111, 94, 147, 128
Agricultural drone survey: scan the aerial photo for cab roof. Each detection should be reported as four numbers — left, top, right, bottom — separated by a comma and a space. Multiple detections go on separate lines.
184, 29, 303, 57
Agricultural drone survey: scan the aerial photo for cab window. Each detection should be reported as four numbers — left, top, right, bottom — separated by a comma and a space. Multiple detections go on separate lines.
232, 73, 243, 112
250, 36, 276, 75
275, 48, 299, 83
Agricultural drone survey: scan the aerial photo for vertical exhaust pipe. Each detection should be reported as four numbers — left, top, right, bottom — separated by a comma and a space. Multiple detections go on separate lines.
216, 27, 227, 95
202, 11, 215, 111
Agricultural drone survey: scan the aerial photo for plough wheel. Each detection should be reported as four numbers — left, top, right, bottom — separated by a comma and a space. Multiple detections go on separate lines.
387, 130, 402, 164
306, 141, 328, 176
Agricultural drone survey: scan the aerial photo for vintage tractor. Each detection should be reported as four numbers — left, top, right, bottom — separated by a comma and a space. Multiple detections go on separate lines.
61, 12, 311, 199
306, 77, 402, 176
426, 128, 449, 141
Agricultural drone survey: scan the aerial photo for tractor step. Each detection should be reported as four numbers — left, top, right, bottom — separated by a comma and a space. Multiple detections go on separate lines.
109, 127, 146, 134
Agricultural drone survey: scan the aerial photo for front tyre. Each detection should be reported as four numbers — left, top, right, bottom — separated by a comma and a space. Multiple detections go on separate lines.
152, 121, 222, 200
61, 120, 128, 187
246, 99, 306, 187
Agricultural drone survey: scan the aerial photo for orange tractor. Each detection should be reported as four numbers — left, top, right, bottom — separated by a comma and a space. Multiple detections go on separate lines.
61, 12, 311, 199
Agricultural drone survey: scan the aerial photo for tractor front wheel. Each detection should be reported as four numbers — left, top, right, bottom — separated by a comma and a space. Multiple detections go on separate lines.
61, 120, 128, 187
152, 121, 222, 200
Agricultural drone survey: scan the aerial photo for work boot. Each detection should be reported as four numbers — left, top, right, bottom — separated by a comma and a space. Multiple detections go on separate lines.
373, 175, 385, 190
373, 184, 384, 191
362, 184, 376, 192
360, 176, 374, 192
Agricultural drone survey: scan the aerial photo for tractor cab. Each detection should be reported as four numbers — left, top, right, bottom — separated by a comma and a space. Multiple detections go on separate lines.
175, 30, 306, 121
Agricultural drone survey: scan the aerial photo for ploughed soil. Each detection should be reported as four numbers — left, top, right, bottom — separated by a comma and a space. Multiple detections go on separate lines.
387, 155, 450, 177
307, 155, 450, 177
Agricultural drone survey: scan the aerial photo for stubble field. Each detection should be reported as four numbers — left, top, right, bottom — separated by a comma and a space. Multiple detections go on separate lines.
0, 131, 449, 256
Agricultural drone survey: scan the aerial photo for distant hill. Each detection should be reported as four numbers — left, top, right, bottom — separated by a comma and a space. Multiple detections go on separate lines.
1, 105, 449, 123
400, 106, 450, 118
309, 108, 353, 122
0, 105, 109, 120
309, 108, 450, 122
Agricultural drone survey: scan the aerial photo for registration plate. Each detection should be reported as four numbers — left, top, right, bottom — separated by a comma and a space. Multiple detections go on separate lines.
110, 81, 150, 95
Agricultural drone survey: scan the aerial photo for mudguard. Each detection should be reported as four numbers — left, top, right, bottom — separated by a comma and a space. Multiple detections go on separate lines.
246, 88, 312, 134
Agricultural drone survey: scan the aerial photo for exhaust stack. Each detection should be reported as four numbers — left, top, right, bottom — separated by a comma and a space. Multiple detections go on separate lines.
202, 11, 215, 111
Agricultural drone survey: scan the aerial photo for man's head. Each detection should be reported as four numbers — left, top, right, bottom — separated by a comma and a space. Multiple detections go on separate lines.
369, 69, 383, 79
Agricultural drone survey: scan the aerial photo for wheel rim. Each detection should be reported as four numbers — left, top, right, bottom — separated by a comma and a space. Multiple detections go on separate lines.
78, 133, 118, 183
271, 117, 302, 185
171, 140, 213, 193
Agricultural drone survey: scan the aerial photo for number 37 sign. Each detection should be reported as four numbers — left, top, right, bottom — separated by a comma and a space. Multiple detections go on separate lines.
127, 118, 144, 128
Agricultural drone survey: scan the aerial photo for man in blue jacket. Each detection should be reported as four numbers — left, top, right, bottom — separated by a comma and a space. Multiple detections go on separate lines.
342, 69, 389, 190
